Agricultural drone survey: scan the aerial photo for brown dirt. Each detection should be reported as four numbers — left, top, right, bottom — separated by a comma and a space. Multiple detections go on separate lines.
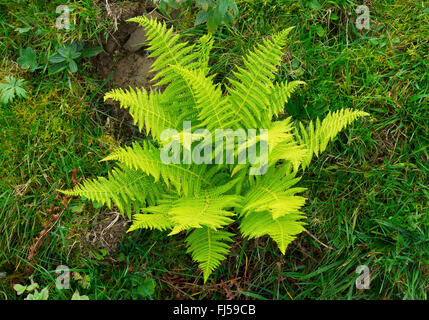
111, 53, 156, 91
91, 1, 166, 129
93, 1, 163, 90
369, 124, 405, 165
84, 210, 130, 255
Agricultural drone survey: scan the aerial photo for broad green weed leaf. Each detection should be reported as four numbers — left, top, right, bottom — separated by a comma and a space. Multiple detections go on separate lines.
17, 47, 39, 72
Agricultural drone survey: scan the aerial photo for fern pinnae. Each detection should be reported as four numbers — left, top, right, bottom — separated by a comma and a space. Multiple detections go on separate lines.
267, 80, 306, 120
194, 33, 214, 75
128, 213, 173, 232
104, 87, 177, 141
61, 165, 159, 218
295, 108, 369, 169
225, 27, 295, 129
240, 211, 306, 254
169, 64, 228, 131
186, 227, 234, 283
127, 17, 191, 85
103, 141, 212, 196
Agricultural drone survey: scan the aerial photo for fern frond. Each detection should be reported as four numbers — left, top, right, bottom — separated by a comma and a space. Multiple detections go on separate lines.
225, 27, 295, 129
186, 227, 234, 283
241, 166, 306, 219
128, 15, 205, 116
267, 117, 295, 152
195, 34, 214, 75
104, 87, 178, 141
127, 16, 198, 87
169, 65, 229, 132
240, 211, 305, 254
142, 193, 241, 235
267, 81, 306, 120
60, 165, 159, 218
168, 195, 239, 233
295, 108, 369, 169
268, 141, 308, 171
128, 213, 173, 232
103, 141, 212, 196
242, 118, 307, 173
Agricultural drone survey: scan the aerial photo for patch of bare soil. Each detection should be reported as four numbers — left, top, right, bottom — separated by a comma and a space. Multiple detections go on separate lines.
85, 211, 130, 255
369, 124, 405, 165
111, 53, 156, 90
92, 1, 166, 129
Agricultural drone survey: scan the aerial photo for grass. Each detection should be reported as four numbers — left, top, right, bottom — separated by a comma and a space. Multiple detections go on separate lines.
0, 0, 427, 300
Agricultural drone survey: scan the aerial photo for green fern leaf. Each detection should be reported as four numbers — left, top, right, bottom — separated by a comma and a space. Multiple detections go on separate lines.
186, 227, 234, 283
104, 87, 178, 141
139, 187, 241, 235
128, 15, 207, 116
267, 80, 306, 120
103, 141, 213, 196
295, 108, 369, 169
60, 165, 159, 218
169, 65, 229, 132
128, 213, 173, 232
195, 34, 214, 75
241, 166, 306, 219
167, 194, 239, 233
240, 211, 306, 254
225, 27, 295, 129
127, 16, 198, 87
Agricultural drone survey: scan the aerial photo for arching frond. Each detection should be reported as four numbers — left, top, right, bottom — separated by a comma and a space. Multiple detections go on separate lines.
225, 27, 295, 129
60, 165, 160, 218
103, 141, 213, 196
240, 211, 306, 254
267, 117, 295, 152
127, 16, 199, 87
268, 140, 308, 172
267, 80, 306, 120
240, 119, 307, 173
128, 213, 173, 232
195, 33, 214, 75
295, 108, 369, 169
142, 194, 240, 235
185, 227, 234, 283
127, 15, 206, 116
241, 166, 306, 219
104, 87, 178, 141
169, 65, 229, 132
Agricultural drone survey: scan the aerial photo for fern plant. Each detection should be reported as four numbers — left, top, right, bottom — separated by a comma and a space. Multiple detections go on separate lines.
62, 16, 369, 282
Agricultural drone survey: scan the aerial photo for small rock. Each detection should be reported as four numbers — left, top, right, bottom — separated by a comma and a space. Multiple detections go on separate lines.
105, 36, 119, 54
123, 27, 149, 52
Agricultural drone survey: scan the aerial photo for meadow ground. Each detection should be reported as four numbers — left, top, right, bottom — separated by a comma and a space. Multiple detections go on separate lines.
0, 0, 427, 299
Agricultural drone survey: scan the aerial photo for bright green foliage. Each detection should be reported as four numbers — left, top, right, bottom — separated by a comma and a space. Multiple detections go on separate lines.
104, 88, 179, 141
62, 16, 369, 282
48, 41, 102, 74
186, 227, 234, 283
0, 76, 27, 104
294, 108, 370, 169
153, 0, 238, 33
65, 164, 160, 215
17, 47, 40, 72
